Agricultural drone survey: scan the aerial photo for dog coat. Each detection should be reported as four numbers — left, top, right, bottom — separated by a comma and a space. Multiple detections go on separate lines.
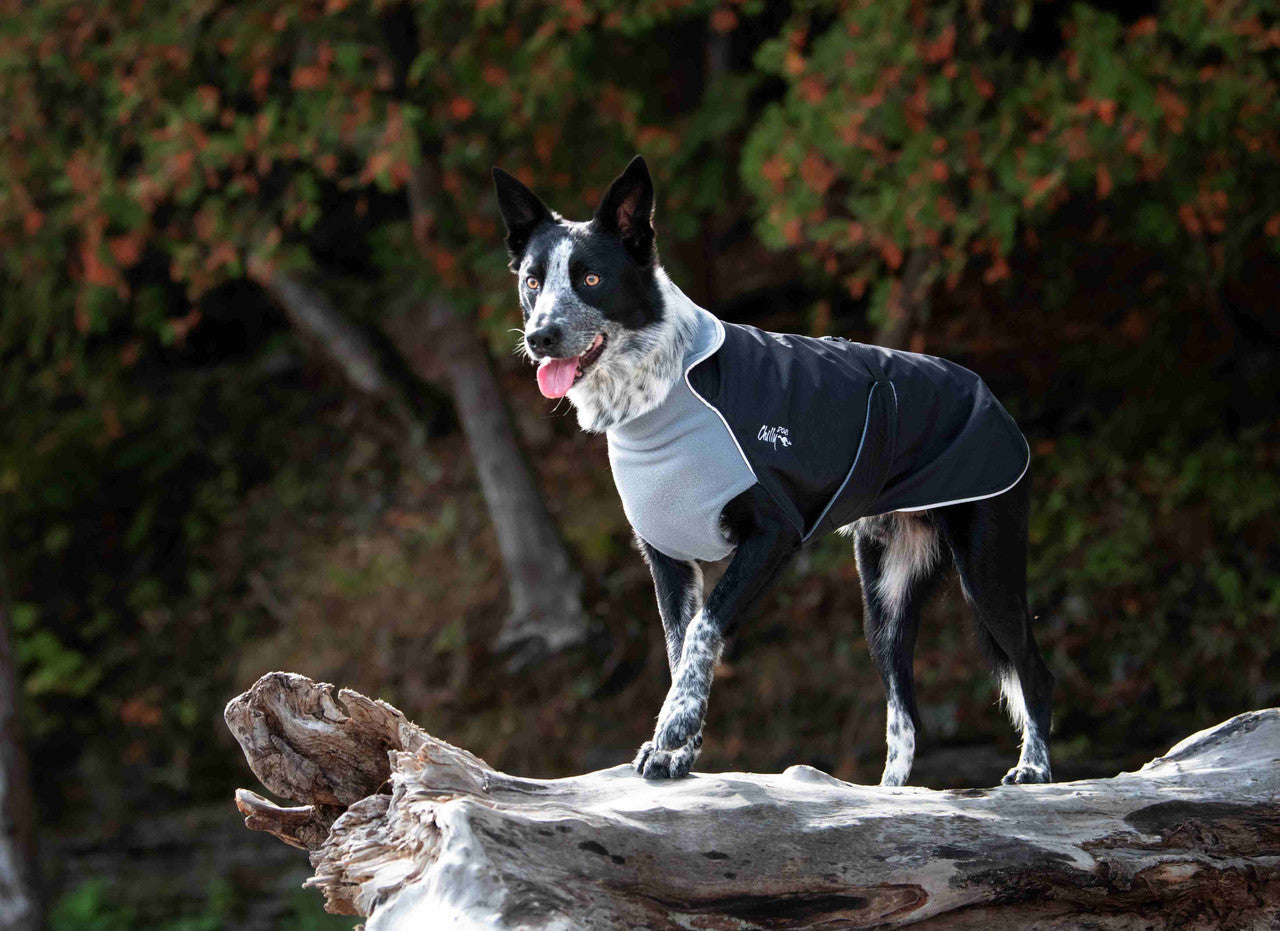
607, 308, 1030, 562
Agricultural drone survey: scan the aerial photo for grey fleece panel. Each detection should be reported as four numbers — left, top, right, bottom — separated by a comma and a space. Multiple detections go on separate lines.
606, 312, 757, 562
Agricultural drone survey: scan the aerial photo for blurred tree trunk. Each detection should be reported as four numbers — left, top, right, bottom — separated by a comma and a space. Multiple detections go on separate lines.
390, 163, 587, 655
250, 256, 585, 654
876, 248, 937, 350
247, 258, 438, 440
390, 292, 587, 654
0, 571, 41, 931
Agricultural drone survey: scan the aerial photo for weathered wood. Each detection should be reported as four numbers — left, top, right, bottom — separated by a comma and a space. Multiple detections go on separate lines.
227, 672, 1280, 929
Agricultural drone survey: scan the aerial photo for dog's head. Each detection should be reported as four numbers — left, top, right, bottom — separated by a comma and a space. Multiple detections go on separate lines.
492, 156, 665, 401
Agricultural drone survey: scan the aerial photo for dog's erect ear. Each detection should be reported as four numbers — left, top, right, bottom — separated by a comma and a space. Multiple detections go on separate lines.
492, 167, 554, 266
594, 155, 655, 264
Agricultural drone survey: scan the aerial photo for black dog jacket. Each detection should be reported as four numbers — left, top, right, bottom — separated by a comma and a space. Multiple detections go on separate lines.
607, 308, 1030, 562
689, 314, 1030, 543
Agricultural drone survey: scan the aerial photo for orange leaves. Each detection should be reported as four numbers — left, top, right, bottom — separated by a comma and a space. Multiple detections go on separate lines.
291, 65, 327, 90
799, 76, 826, 105
1265, 214, 1280, 238
799, 153, 836, 195
108, 233, 143, 267
120, 697, 162, 728
292, 42, 335, 90
1155, 86, 1188, 135
66, 150, 99, 195
316, 153, 339, 178
761, 155, 791, 193
168, 309, 202, 345
252, 66, 270, 99
982, 255, 1010, 284
710, 8, 738, 34
1095, 164, 1112, 199
1078, 98, 1117, 126
880, 239, 903, 271
447, 97, 475, 121
195, 85, 219, 113
1178, 189, 1229, 237
904, 77, 929, 132
1022, 172, 1061, 210
970, 66, 994, 100
921, 24, 955, 65
1126, 17, 1157, 41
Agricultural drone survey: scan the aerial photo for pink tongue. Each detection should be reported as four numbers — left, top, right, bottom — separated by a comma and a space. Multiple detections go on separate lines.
536, 357, 580, 398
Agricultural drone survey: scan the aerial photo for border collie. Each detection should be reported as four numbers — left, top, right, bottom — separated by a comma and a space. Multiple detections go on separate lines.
492, 156, 1054, 786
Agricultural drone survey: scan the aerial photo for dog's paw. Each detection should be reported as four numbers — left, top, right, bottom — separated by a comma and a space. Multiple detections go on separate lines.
633, 733, 702, 779
632, 740, 656, 774
1001, 762, 1052, 785
653, 708, 702, 751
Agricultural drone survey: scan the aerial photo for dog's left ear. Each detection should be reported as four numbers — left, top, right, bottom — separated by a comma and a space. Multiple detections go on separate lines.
493, 167, 554, 267
594, 155, 655, 264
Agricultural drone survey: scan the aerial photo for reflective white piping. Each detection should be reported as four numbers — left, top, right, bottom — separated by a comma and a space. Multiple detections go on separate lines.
683, 314, 758, 487
892, 433, 1032, 512
800, 381, 885, 543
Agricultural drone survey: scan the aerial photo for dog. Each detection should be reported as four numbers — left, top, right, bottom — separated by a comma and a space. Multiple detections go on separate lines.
492, 156, 1054, 786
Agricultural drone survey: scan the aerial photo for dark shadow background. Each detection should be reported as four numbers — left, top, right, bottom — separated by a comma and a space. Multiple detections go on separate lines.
1, 1, 1277, 926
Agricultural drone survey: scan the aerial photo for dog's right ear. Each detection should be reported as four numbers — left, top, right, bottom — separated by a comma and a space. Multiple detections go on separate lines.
492, 168, 553, 267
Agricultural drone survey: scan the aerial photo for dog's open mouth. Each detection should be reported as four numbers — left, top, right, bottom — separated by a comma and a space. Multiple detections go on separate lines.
536, 333, 606, 399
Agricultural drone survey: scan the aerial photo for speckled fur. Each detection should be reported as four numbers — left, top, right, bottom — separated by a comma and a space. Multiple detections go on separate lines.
496, 159, 1056, 788
634, 607, 722, 778
563, 271, 699, 434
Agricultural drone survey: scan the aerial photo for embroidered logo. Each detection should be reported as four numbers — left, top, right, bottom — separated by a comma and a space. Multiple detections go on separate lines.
757, 424, 792, 450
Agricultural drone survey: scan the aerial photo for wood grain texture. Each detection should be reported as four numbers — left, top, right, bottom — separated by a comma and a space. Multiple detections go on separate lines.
227, 672, 1280, 929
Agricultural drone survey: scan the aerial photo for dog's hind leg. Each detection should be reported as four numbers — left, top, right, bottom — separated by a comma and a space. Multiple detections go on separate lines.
936, 473, 1055, 785
852, 515, 945, 787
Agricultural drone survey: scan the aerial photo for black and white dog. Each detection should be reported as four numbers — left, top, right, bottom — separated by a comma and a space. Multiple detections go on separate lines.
492, 156, 1054, 787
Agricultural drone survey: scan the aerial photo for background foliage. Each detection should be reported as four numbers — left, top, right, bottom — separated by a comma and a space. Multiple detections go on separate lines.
1, 0, 1277, 925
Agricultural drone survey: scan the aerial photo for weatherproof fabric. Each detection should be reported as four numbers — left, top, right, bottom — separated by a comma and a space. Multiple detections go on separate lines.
607, 307, 1030, 562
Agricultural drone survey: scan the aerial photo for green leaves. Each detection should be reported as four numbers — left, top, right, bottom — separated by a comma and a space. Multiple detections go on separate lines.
740, 0, 1280, 312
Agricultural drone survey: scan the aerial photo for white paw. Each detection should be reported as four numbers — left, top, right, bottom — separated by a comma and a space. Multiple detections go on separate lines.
1001, 762, 1051, 785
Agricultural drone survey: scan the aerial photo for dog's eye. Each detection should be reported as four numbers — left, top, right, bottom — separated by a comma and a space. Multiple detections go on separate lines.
584, 273, 600, 286
525, 276, 540, 290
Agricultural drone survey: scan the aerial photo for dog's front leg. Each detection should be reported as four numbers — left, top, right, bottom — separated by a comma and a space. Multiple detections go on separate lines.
637, 538, 703, 676
635, 515, 798, 779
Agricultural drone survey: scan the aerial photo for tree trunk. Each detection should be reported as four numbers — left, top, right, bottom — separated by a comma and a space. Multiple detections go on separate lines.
387, 295, 587, 654
399, 159, 586, 655
250, 258, 586, 654
876, 248, 937, 350
0, 576, 41, 931
227, 672, 1280, 930
247, 260, 434, 437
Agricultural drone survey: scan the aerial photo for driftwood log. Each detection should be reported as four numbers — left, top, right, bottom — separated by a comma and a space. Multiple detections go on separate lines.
225, 672, 1280, 929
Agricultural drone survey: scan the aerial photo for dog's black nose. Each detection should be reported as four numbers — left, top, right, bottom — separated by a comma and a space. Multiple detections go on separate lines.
526, 323, 563, 356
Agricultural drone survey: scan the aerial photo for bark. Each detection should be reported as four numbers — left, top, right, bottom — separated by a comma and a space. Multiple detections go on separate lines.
399, 160, 586, 654
876, 248, 937, 350
250, 257, 586, 654
247, 260, 431, 436
0, 577, 41, 931
227, 672, 1280, 930
386, 295, 587, 654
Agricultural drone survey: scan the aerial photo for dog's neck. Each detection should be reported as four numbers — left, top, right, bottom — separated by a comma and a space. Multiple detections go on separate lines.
567, 268, 701, 434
